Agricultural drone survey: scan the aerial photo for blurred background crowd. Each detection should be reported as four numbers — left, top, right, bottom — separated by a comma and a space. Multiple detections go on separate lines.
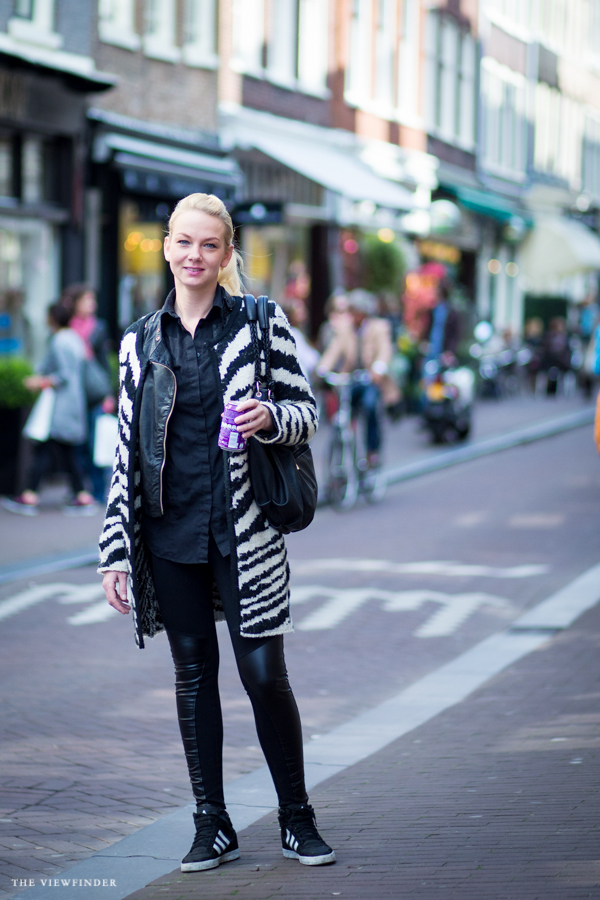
0, 0, 599, 505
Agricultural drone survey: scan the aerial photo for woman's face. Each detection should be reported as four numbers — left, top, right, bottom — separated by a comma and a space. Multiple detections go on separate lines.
164, 210, 232, 293
75, 291, 97, 318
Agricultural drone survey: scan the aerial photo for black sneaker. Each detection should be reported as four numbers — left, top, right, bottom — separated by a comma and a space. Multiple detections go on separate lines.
181, 807, 239, 872
279, 804, 336, 866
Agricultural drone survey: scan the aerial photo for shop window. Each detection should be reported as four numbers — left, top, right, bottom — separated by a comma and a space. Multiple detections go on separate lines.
98, 0, 141, 51
8, 0, 62, 48
144, 0, 180, 62
182, 0, 218, 68
119, 200, 168, 328
232, 0, 265, 75
424, 12, 477, 151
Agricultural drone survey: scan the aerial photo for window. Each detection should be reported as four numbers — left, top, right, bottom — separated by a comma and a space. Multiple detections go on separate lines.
268, 0, 297, 86
399, 0, 419, 117
481, 58, 527, 177
8, 0, 61, 48
485, 0, 532, 30
534, 82, 584, 188
374, 0, 396, 106
144, 0, 180, 62
346, 0, 373, 104
232, 0, 265, 75
297, 0, 329, 95
0, 139, 14, 198
582, 115, 600, 199
22, 137, 43, 205
424, 12, 477, 150
182, 0, 218, 68
98, 0, 140, 51
14, 0, 33, 18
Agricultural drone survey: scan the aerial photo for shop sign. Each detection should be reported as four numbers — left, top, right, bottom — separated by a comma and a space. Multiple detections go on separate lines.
417, 240, 461, 265
233, 202, 283, 225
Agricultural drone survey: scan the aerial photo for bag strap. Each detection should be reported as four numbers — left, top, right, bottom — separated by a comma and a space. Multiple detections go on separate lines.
244, 294, 272, 400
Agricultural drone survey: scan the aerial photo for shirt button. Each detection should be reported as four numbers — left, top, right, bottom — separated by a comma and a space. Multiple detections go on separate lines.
196, 352, 200, 358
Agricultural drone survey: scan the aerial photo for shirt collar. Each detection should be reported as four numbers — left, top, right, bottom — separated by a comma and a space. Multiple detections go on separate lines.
162, 285, 226, 321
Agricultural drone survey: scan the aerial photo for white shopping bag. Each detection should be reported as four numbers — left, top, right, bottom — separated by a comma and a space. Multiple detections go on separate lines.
93, 413, 119, 468
23, 388, 56, 442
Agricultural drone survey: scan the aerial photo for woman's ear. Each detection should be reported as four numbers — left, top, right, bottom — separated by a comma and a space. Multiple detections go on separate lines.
163, 235, 171, 262
220, 245, 234, 270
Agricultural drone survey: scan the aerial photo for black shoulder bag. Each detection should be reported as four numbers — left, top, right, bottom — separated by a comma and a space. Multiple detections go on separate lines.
245, 294, 318, 534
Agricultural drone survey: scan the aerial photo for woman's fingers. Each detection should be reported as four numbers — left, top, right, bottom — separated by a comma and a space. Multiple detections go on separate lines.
102, 570, 130, 615
234, 400, 272, 437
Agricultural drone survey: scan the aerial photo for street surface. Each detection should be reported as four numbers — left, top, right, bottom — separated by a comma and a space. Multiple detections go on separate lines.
0, 413, 599, 897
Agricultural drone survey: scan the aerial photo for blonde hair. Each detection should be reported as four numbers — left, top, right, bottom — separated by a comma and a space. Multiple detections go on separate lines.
167, 193, 244, 296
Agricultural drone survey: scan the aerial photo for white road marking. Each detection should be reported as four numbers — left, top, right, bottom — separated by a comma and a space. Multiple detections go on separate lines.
67, 602, 118, 625
291, 559, 549, 579
0, 583, 74, 622
0, 582, 108, 623
292, 585, 511, 635
512, 561, 600, 630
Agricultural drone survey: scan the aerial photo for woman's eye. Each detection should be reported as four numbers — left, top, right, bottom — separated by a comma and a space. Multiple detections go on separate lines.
204, 242, 217, 249
178, 240, 189, 246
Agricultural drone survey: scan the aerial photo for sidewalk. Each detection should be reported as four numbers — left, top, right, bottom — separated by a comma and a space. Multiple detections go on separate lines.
0, 393, 594, 574
124, 595, 600, 899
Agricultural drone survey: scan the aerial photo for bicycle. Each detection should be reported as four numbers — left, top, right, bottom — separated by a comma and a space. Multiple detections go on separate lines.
322, 370, 387, 510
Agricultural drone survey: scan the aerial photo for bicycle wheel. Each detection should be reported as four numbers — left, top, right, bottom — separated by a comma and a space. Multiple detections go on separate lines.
361, 462, 387, 504
327, 431, 358, 510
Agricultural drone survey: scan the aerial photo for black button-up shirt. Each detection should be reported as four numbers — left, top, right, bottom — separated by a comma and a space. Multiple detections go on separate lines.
142, 288, 230, 564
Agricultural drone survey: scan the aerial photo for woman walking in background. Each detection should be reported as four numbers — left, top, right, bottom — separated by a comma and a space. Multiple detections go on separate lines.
61, 283, 114, 503
1, 303, 95, 515
99, 193, 335, 872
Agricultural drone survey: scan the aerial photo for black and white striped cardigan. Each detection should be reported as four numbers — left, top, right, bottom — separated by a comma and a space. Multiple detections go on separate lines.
98, 294, 318, 648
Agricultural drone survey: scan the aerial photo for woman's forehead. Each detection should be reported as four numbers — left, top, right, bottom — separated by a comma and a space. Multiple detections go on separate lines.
171, 209, 225, 239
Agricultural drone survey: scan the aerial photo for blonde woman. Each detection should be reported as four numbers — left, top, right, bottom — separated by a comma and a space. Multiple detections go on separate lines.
98, 194, 334, 871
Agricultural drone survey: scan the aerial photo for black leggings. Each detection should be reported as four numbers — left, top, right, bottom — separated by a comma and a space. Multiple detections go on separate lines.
150, 539, 308, 812
26, 439, 85, 494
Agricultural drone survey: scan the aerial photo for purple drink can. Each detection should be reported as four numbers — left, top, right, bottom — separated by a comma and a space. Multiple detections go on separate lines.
218, 401, 247, 451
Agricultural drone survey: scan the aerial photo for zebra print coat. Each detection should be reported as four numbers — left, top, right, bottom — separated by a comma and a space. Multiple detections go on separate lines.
98, 292, 318, 648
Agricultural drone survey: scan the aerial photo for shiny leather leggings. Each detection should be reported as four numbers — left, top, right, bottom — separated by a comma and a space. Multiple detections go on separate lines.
151, 544, 308, 811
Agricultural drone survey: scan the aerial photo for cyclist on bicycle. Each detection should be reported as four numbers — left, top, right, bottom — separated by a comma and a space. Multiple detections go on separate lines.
317, 289, 399, 467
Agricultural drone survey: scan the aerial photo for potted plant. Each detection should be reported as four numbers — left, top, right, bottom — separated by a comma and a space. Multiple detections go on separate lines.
0, 357, 35, 495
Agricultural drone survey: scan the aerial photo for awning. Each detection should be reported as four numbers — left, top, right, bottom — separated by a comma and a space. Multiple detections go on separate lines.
93, 133, 241, 187
0, 33, 116, 92
446, 185, 532, 225
519, 215, 600, 293
221, 108, 414, 212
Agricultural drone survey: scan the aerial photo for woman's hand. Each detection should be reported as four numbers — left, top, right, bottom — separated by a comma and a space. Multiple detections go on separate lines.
102, 570, 130, 615
24, 375, 53, 391
234, 398, 275, 439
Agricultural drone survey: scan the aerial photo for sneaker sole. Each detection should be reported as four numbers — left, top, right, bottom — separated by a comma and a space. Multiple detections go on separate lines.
181, 848, 240, 872
1, 499, 38, 516
282, 848, 336, 866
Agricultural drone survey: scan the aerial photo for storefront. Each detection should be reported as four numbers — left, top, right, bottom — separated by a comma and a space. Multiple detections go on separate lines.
88, 110, 242, 334
0, 59, 114, 362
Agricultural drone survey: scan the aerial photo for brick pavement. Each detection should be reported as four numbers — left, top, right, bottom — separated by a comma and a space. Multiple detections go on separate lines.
125, 603, 600, 900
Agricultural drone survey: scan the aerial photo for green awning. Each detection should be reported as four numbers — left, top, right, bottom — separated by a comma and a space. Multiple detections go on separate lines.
445, 185, 533, 226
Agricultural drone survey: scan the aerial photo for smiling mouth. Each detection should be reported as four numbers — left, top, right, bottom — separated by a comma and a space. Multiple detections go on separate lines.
184, 266, 203, 274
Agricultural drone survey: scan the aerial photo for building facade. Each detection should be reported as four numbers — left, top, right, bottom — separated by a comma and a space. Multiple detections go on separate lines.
0, 0, 114, 361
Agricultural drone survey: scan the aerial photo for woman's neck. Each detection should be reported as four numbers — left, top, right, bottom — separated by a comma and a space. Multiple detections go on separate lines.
173, 280, 217, 335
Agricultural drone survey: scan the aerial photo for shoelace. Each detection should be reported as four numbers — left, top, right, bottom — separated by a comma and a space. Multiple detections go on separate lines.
190, 814, 222, 851
286, 807, 319, 842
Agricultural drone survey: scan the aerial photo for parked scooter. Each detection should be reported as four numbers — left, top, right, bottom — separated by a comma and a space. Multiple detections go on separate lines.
421, 358, 475, 444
